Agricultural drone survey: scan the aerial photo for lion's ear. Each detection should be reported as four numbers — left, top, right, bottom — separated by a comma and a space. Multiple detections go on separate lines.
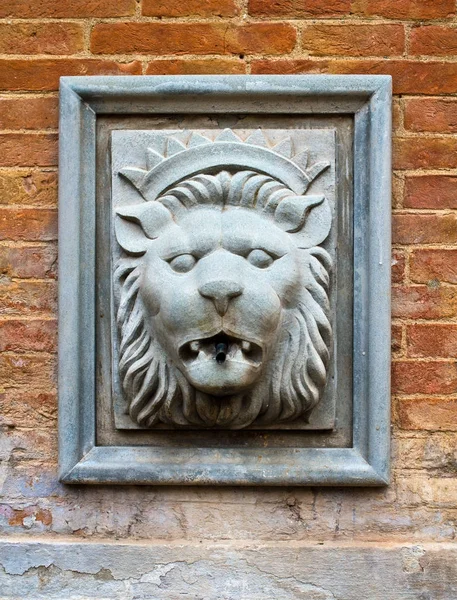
114, 201, 174, 255
274, 195, 332, 248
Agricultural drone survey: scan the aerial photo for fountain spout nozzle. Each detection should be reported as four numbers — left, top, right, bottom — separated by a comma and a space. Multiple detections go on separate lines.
215, 342, 228, 364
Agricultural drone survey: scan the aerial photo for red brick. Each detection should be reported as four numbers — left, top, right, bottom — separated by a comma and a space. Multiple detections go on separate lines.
19, 427, 57, 461
399, 398, 457, 431
0, 319, 56, 352
395, 433, 457, 471
410, 250, 457, 285
392, 324, 403, 353
404, 175, 457, 210
410, 25, 457, 57
91, 23, 297, 55
407, 324, 457, 358
143, 0, 238, 17
0, 390, 56, 428
0, 97, 58, 131
392, 100, 402, 133
393, 214, 457, 245
392, 172, 403, 209
0, 134, 57, 167
352, 0, 455, 20
394, 137, 457, 170
0, 354, 56, 390
393, 360, 457, 395
146, 58, 246, 75
0, 244, 56, 279
3, 432, 55, 468
3, 428, 57, 462
249, 0, 351, 18
0, 281, 56, 315
0, 0, 136, 18
0, 23, 84, 55
392, 249, 406, 284
301, 24, 404, 57
0, 209, 57, 241
5, 504, 53, 527
392, 286, 457, 320
0, 59, 142, 91
404, 99, 457, 133
397, 474, 457, 505
0, 171, 57, 208
251, 59, 457, 95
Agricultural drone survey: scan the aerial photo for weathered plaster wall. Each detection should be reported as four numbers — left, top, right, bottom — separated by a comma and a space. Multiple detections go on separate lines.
0, 0, 456, 597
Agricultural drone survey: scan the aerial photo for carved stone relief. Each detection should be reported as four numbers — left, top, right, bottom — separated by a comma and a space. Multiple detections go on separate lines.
112, 128, 336, 429
59, 75, 392, 486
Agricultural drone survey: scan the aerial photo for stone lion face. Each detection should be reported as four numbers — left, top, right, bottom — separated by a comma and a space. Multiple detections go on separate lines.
114, 170, 332, 429
139, 207, 301, 397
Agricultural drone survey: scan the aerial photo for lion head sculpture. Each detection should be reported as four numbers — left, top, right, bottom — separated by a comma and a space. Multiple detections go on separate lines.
113, 130, 333, 429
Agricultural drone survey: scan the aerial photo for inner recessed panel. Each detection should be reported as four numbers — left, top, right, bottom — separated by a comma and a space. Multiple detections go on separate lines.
109, 126, 341, 431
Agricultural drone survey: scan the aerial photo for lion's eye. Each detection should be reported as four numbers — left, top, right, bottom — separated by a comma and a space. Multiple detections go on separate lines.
247, 249, 274, 269
168, 254, 197, 273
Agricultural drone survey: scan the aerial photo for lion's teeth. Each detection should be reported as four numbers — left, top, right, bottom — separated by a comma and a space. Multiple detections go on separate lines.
190, 341, 200, 352
241, 341, 251, 352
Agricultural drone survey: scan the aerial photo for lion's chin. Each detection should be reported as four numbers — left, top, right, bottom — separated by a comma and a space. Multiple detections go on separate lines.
178, 332, 263, 396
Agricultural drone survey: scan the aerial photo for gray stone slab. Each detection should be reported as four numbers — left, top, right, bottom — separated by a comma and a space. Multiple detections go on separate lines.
1, 540, 456, 599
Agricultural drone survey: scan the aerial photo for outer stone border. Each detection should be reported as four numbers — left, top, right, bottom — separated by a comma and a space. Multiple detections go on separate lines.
58, 75, 391, 486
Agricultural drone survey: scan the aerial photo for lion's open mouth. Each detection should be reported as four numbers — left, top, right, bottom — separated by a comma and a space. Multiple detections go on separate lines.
179, 333, 262, 367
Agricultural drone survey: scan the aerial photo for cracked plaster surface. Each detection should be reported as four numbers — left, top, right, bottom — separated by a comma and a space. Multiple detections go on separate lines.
0, 541, 456, 599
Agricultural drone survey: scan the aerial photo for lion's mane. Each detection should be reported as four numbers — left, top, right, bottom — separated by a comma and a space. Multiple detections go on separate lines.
114, 170, 332, 429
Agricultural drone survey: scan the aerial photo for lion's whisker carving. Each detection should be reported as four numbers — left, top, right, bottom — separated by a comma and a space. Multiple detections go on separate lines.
114, 131, 333, 429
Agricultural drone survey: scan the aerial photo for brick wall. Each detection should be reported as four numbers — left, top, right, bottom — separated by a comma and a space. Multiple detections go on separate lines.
0, 0, 456, 594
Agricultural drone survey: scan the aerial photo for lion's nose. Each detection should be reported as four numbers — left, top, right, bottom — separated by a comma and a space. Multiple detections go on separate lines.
199, 280, 243, 316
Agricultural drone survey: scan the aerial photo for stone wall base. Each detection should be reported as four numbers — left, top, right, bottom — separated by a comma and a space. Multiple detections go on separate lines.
1, 540, 456, 599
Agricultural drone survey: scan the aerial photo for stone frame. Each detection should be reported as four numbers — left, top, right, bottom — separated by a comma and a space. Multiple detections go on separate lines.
58, 75, 391, 486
